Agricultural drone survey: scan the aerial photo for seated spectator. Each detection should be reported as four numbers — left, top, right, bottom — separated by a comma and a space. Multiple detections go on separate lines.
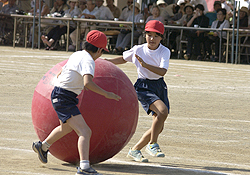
78, 0, 87, 11
119, 0, 133, 21
50, 0, 69, 16
69, 0, 98, 50
0, 0, 18, 44
143, 3, 153, 21
29, 0, 49, 16
16, 0, 31, 13
204, 8, 229, 62
165, 3, 177, 21
44, 0, 69, 36
175, 3, 194, 53
95, 0, 114, 21
1, 0, 18, 14
41, 0, 81, 50
190, 0, 208, 14
175, 2, 193, 26
106, 0, 120, 18
205, 1, 221, 26
114, 2, 144, 54
220, 0, 233, 13
94, 0, 114, 29
235, 7, 249, 28
0, 0, 8, 11
79, 0, 97, 18
28, 0, 50, 46
156, 0, 170, 24
184, 4, 209, 60
146, 5, 165, 24
170, 2, 186, 22
177, 0, 191, 5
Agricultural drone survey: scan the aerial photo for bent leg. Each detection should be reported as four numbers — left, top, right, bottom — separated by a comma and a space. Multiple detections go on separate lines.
149, 99, 168, 144
66, 114, 92, 161
132, 113, 164, 151
45, 120, 73, 145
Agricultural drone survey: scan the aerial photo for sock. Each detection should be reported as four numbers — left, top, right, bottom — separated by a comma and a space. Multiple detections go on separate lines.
42, 141, 51, 152
80, 160, 90, 170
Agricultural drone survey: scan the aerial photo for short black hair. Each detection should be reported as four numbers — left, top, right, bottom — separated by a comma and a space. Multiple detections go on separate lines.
195, 4, 204, 11
82, 41, 104, 53
145, 31, 164, 38
217, 8, 226, 16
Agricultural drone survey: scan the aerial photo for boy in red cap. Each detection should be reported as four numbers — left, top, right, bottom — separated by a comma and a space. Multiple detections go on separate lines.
105, 20, 170, 162
32, 30, 121, 175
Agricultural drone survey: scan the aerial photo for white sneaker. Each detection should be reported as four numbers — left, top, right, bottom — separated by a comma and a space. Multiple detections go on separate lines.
127, 148, 148, 162
145, 143, 165, 157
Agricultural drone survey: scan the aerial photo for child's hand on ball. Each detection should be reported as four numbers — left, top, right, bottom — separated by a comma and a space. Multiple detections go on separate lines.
105, 92, 121, 101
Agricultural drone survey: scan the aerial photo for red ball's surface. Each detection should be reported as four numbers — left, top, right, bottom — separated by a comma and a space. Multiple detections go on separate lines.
32, 58, 139, 164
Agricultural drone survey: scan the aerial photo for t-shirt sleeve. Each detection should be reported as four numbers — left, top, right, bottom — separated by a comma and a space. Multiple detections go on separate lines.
159, 48, 170, 70
79, 60, 95, 77
123, 46, 137, 62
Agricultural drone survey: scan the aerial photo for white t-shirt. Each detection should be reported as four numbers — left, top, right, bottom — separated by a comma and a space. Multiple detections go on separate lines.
123, 43, 170, 80
55, 50, 95, 95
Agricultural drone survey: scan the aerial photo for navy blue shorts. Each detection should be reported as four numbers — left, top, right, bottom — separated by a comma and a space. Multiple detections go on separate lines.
51, 86, 81, 123
134, 77, 170, 115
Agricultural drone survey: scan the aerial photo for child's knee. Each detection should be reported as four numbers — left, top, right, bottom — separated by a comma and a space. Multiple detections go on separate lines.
78, 126, 92, 138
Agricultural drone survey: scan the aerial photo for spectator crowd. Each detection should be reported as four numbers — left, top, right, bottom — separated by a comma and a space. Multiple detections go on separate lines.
0, 0, 250, 63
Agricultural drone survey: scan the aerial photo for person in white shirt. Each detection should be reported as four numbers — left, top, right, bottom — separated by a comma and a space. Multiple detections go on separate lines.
220, 0, 233, 12
32, 30, 120, 175
119, 0, 133, 21
69, 0, 98, 51
94, 0, 114, 20
156, 0, 169, 23
105, 20, 170, 162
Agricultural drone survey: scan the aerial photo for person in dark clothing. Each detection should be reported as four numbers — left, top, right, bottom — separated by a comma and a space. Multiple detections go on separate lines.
184, 4, 209, 60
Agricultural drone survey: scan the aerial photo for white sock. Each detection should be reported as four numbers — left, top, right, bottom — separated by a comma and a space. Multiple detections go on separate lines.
42, 141, 51, 151
80, 160, 90, 170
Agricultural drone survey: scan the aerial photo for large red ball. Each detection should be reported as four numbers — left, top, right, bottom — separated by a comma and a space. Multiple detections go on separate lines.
32, 58, 139, 164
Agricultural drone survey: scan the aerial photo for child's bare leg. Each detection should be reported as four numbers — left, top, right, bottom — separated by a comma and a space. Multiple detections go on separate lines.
45, 120, 73, 145
132, 128, 151, 150
132, 114, 164, 150
66, 114, 92, 161
149, 100, 168, 143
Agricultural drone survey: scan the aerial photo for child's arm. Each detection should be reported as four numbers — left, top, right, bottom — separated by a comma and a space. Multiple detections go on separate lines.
104, 56, 127, 65
57, 69, 62, 78
83, 74, 121, 101
135, 55, 167, 76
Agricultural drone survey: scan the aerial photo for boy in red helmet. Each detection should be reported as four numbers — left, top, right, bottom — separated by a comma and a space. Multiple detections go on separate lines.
105, 20, 170, 162
32, 30, 121, 175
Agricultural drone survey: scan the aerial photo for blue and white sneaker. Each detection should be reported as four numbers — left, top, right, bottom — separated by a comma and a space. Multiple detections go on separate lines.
145, 143, 165, 157
75, 167, 101, 175
127, 148, 148, 162
32, 141, 48, 164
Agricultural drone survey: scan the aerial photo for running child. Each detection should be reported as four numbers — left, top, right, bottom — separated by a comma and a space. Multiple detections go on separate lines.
32, 30, 121, 175
105, 20, 170, 162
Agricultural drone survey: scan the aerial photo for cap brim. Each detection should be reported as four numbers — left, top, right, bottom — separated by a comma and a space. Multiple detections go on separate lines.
145, 28, 163, 35
103, 47, 109, 52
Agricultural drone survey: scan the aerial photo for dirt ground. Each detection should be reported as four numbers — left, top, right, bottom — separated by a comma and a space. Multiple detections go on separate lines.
0, 46, 249, 175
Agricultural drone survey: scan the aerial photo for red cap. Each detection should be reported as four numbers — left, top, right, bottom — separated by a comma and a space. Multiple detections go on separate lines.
86, 30, 109, 52
145, 20, 165, 35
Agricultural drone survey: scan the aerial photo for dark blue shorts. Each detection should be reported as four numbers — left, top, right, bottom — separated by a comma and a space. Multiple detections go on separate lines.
51, 86, 81, 123
134, 77, 170, 115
